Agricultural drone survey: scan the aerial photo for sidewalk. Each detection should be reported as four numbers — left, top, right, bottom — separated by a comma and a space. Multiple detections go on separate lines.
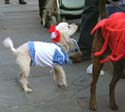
0, 1, 125, 112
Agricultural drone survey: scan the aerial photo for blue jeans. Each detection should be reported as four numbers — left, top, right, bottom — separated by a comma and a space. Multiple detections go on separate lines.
78, 0, 99, 56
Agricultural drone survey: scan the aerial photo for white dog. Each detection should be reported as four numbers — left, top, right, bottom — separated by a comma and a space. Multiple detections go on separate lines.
3, 22, 78, 93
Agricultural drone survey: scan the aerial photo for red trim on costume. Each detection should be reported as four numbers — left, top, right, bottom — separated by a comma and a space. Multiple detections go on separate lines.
49, 25, 61, 43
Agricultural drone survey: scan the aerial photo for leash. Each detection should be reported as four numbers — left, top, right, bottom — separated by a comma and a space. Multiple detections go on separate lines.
107, 0, 125, 11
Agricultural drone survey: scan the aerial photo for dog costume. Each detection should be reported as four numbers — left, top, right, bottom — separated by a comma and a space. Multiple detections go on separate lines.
28, 41, 70, 67
91, 12, 125, 64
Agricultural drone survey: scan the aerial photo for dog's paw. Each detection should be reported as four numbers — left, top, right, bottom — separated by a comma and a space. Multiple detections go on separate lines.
89, 101, 97, 111
57, 83, 68, 88
63, 83, 68, 88
24, 88, 32, 93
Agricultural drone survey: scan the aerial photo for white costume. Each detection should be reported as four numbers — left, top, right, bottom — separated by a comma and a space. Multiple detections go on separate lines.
28, 41, 70, 68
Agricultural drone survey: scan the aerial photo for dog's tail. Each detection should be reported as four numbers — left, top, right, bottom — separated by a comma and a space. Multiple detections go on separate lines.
3, 37, 16, 53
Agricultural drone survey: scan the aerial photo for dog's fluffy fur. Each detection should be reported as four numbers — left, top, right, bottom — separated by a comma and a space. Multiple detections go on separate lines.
3, 22, 78, 93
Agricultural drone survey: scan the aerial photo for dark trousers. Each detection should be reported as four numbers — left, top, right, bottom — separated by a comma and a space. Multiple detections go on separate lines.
38, 0, 47, 18
78, 0, 99, 56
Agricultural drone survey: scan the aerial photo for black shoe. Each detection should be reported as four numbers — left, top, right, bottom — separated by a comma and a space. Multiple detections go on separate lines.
5, 0, 10, 4
70, 52, 91, 63
19, 0, 27, 4
121, 74, 125, 79
121, 69, 125, 79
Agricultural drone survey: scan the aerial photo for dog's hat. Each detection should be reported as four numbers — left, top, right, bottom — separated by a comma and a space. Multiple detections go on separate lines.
49, 25, 60, 43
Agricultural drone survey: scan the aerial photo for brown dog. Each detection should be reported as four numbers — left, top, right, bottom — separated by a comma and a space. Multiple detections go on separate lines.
89, 1, 125, 111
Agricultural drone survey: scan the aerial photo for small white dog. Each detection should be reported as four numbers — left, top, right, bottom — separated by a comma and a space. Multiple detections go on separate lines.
3, 22, 78, 93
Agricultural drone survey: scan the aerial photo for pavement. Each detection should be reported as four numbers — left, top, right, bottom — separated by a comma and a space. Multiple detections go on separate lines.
0, 0, 125, 112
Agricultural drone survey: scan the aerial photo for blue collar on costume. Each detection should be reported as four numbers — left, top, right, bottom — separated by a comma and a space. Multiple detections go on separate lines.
54, 43, 71, 65
28, 41, 36, 66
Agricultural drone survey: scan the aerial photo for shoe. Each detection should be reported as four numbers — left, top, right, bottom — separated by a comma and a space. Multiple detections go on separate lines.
19, 0, 27, 4
120, 68, 125, 79
5, 0, 10, 4
86, 64, 104, 75
121, 74, 125, 79
70, 52, 91, 63
121, 73, 125, 79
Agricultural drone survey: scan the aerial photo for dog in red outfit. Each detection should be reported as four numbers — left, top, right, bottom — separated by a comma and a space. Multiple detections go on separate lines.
89, 12, 125, 111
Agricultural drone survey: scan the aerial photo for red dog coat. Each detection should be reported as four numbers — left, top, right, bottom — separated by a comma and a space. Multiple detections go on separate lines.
91, 12, 125, 64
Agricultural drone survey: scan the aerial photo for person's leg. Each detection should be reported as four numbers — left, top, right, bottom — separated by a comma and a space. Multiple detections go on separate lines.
19, 0, 27, 4
78, 0, 99, 56
121, 61, 125, 79
70, 0, 99, 62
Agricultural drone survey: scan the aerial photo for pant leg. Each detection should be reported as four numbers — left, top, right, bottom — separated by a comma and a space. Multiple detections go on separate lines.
78, 0, 99, 55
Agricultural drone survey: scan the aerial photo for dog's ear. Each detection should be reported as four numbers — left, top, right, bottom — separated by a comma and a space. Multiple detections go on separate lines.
59, 33, 71, 52
59, 32, 77, 53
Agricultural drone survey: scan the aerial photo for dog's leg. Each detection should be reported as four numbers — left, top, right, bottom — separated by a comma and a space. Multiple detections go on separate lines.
90, 29, 104, 111
90, 58, 103, 111
17, 54, 32, 93
54, 65, 67, 87
54, 69, 61, 85
109, 61, 123, 110
20, 71, 32, 92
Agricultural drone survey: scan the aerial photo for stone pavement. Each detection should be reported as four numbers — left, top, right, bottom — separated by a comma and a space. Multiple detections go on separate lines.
0, 0, 125, 112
